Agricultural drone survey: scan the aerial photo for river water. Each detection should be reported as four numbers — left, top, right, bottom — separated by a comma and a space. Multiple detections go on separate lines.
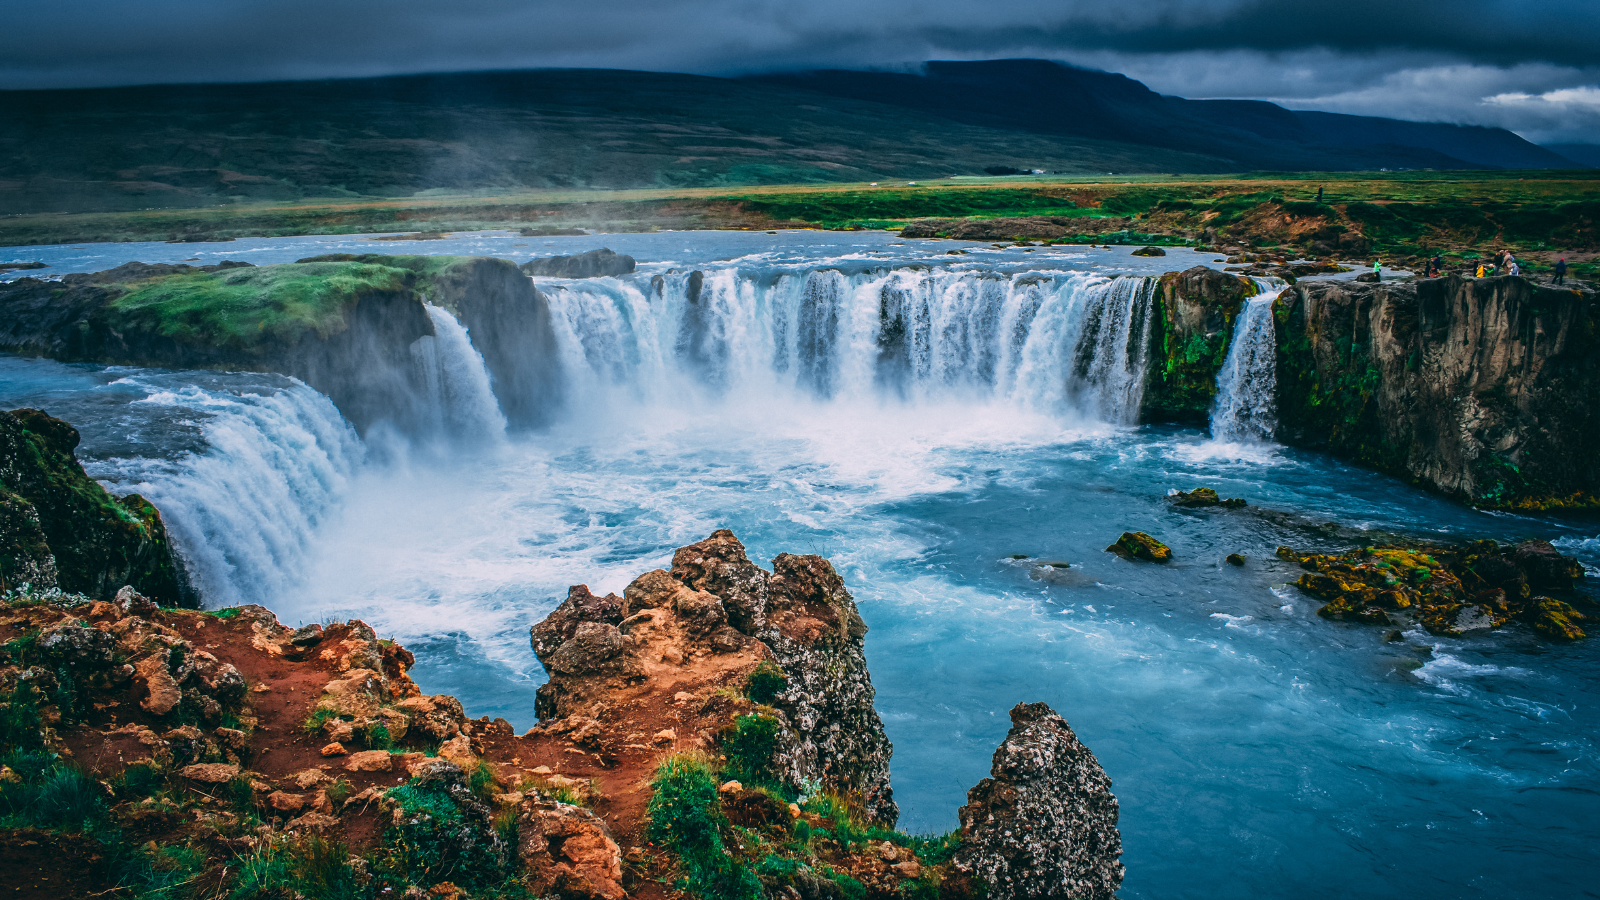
2, 230, 1596, 899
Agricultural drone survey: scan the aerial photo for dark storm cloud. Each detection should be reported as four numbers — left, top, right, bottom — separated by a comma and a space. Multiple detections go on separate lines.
5, 0, 1599, 142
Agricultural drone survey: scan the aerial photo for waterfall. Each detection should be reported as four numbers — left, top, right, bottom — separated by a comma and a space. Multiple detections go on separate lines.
539, 268, 1159, 422
1209, 288, 1283, 443
87, 378, 363, 608
411, 305, 509, 444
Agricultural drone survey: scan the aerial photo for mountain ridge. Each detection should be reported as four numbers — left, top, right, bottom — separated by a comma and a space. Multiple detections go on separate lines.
0, 60, 1583, 216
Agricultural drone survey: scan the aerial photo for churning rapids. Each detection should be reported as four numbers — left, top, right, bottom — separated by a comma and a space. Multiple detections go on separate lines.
3, 231, 1597, 898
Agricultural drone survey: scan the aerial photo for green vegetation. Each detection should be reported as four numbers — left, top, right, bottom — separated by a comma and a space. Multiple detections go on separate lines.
647, 754, 765, 900
383, 773, 514, 891
744, 661, 787, 705
721, 714, 780, 786
105, 262, 412, 350
646, 738, 960, 900
4, 172, 1596, 276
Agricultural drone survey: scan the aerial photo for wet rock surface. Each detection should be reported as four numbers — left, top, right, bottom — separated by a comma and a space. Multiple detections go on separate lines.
1106, 531, 1172, 562
1281, 538, 1589, 639
1272, 275, 1600, 509
955, 702, 1124, 900
521, 248, 636, 278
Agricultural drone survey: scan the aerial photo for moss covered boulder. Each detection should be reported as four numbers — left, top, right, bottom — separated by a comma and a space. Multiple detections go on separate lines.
1106, 532, 1171, 562
0, 408, 183, 603
1280, 539, 1589, 640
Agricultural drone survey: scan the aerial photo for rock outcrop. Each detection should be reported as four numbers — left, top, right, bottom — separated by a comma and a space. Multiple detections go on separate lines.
1, 408, 184, 603
954, 702, 1124, 900
1280, 538, 1589, 639
530, 529, 898, 825
521, 248, 636, 279
1273, 274, 1600, 508
1140, 266, 1258, 425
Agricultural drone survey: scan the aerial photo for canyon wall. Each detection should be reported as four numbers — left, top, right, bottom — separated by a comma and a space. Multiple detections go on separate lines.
1154, 266, 1599, 508
1274, 274, 1598, 508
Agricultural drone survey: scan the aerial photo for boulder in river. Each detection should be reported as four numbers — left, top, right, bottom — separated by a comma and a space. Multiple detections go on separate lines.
1130, 246, 1166, 257
1106, 531, 1171, 562
520, 248, 635, 278
1170, 487, 1247, 508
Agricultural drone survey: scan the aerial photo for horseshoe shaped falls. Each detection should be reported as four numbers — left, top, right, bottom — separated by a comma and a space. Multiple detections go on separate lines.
2, 230, 1596, 898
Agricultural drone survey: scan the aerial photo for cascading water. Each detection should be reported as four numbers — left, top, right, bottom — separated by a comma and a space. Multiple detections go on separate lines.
1209, 287, 1283, 443
541, 268, 1157, 420
410, 305, 509, 445
5, 229, 1599, 900
80, 375, 363, 608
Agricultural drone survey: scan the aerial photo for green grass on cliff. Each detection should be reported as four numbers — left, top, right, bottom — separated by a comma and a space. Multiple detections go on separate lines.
106, 261, 414, 349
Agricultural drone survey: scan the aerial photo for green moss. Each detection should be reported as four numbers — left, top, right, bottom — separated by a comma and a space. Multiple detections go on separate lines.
105, 261, 413, 350
721, 714, 780, 788
384, 775, 511, 890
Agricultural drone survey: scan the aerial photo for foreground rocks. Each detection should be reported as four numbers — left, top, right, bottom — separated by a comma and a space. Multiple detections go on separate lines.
2, 418, 1125, 898
956, 703, 1124, 900
1281, 538, 1588, 639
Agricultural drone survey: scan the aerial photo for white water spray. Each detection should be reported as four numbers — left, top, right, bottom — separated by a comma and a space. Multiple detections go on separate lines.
411, 305, 509, 445
541, 268, 1158, 422
1209, 288, 1283, 443
89, 380, 363, 608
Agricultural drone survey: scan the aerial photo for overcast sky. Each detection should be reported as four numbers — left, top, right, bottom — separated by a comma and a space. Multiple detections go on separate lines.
6, 0, 1599, 145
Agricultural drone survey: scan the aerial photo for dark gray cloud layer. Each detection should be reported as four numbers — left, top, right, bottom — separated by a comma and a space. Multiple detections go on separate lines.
7, 0, 1599, 143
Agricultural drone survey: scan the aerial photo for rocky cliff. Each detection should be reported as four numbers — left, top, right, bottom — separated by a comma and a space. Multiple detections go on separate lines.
0, 255, 562, 433
1140, 266, 1258, 425
1275, 274, 1599, 508
0, 408, 184, 604
530, 529, 898, 826
1153, 268, 1600, 509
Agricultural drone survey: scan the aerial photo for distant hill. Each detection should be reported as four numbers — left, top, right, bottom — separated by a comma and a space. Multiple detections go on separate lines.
1543, 144, 1600, 167
0, 61, 1582, 215
754, 60, 1577, 172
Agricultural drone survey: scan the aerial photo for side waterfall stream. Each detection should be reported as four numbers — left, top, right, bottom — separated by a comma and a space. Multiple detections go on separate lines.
2, 232, 1596, 899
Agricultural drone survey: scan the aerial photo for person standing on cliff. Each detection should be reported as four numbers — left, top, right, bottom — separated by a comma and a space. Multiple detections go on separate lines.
1373, 259, 1382, 280
1553, 258, 1567, 285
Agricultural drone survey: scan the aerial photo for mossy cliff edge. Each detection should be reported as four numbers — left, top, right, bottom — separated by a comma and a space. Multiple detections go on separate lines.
1149, 267, 1599, 509
0, 422, 1125, 900
1, 408, 183, 604
0, 255, 561, 432
1274, 274, 1599, 509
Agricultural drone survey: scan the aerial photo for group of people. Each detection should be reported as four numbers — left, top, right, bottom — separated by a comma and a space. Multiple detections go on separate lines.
1421, 249, 1570, 284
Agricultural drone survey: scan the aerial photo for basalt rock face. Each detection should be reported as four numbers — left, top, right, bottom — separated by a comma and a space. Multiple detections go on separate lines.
1141, 266, 1257, 424
671, 530, 898, 826
955, 702, 1124, 900
0, 408, 184, 604
1274, 275, 1600, 508
529, 529, 899, 826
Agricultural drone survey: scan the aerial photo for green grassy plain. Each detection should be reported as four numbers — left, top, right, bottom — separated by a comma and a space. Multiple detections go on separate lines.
3, 170, 1596, 273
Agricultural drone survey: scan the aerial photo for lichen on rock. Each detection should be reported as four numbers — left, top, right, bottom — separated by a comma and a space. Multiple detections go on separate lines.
955, 702, 1124, 900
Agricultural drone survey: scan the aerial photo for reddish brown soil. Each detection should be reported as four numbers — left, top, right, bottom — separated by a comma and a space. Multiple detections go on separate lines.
0, 829, 117, 900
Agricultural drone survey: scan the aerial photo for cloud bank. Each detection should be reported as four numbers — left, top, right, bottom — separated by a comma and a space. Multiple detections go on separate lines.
6, 0, 1598, 144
